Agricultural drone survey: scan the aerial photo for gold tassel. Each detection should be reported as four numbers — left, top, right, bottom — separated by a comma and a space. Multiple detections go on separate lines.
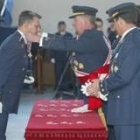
98, 107, 108, 131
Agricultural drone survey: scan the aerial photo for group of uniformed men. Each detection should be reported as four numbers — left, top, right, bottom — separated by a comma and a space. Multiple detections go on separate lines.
0, 2, 140, 140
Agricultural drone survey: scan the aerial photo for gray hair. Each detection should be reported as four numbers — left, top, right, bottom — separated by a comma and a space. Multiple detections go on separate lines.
80, 14, 96, 25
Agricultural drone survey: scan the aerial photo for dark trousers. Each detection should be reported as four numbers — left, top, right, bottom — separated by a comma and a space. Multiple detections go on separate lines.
0, 110, 9, 140
108, 125, 140, 140
108, 125, 115, 140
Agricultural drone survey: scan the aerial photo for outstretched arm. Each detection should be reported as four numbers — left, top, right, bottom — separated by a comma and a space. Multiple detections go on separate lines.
26, 29, 108, 54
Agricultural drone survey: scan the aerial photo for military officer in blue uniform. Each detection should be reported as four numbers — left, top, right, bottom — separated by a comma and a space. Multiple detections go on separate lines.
86, 2, 140, 140
27, 5, 110, 112
0, 11, 41, 140
51, 21, 73, 91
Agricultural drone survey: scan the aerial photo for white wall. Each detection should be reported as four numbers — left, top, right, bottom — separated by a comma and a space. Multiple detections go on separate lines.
12, 0, 139, 34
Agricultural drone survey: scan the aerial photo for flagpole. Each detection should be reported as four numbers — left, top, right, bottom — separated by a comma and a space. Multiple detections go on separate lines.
0, 0, 7, 17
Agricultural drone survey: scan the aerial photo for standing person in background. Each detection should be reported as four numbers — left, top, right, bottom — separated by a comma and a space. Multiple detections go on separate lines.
0, 10, 41, 140
95, 17, 103, 31
51, 21, 73, 91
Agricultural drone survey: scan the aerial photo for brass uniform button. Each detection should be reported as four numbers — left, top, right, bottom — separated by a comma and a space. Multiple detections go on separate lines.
101, 88, 105, 92
79, 63, 84, 69
100, 84, 103, 88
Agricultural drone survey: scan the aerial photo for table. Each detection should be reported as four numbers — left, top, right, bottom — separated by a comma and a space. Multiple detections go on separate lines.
25, 100, 107, 140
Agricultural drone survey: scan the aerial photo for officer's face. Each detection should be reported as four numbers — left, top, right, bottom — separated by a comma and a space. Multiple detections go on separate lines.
58, 24, 66, 33
27, 17, 41, 35
113, 18, 122, 36
73, 16, 85, 35
96, 21, 103, 31
110, 22, 115, 32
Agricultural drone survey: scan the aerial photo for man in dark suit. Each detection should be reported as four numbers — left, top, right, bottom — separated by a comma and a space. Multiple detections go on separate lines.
0, 10, 41, 140
86, 3, 140, 140
51, 21, 73, 91
27, 6, 110, 112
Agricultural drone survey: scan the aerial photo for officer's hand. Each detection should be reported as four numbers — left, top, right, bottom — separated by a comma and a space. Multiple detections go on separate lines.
24, 76, 35, 84
86, 79, 100, 97
25, 33, 41, 43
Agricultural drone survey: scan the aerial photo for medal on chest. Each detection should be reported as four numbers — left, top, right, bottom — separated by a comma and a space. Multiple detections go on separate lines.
111, 53, 119, 73
27, 42, 32, 58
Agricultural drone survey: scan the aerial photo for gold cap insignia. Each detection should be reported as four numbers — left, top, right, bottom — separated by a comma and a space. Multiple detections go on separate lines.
72, 12, 85, 17
111, 11, 119, 18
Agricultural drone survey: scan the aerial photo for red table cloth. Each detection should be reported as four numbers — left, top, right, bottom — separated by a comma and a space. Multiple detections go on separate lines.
25, 100, 107, 140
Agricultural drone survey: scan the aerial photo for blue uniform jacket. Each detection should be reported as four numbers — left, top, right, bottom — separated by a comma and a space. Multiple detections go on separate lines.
101, 28, 140, 125
43, 28, 109, 73
51, 32, 73, 62
0, 31, 28, 113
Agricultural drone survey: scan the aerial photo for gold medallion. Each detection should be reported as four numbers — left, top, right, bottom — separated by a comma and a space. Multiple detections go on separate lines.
79, 63, 84, 69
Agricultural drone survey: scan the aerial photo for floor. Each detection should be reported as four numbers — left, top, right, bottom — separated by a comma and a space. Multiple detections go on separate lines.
6, 88, 55, 140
